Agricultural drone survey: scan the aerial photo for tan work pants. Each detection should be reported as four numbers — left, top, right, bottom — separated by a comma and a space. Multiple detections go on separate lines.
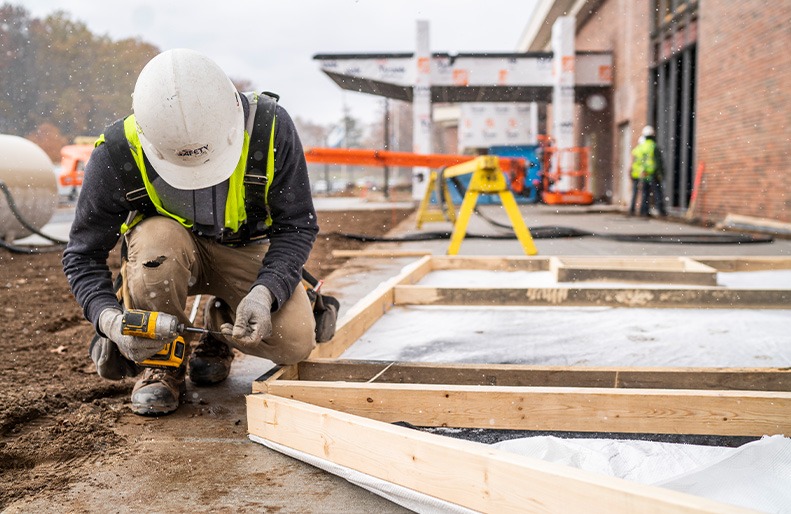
123, 216, 316, 364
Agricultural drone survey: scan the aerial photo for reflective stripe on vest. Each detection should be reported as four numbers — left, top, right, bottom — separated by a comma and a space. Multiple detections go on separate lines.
95, 108, 275, 235
631, 139, 657, 179
123, 114, 250, 232
96, 95, 277, 236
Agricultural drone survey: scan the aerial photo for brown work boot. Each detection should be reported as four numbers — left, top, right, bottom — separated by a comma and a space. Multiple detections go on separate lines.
187, 334, 234, 386
130, 366, 186, 416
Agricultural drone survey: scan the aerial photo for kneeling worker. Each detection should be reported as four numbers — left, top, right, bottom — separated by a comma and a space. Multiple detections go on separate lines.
63, 49, 319, 415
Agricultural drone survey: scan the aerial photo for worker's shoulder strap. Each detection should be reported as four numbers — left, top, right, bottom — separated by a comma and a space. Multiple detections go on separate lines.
102, 91, 279, 220
243, 92, 279, 224
103, 117, 154, 213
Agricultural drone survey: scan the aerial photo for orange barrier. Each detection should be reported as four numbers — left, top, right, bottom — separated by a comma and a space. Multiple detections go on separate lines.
58, 144, 93, 187
540, 146, 593, 205
303, 147, 526, 175
56, 145, 528, 193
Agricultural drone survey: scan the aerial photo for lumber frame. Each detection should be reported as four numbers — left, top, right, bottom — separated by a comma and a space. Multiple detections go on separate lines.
392, 285, 790, 308
248, 394, 751, 514
290, 359, 791, 391
427, 255, 791, 272
249, 255, 791, 512
310, 255, 791, 360
550, 256, 718, 286
256, 378, 790, 437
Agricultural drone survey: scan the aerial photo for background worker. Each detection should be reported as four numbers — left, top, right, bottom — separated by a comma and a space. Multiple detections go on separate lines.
62, 49, 319, 416
629, 126, 667, 217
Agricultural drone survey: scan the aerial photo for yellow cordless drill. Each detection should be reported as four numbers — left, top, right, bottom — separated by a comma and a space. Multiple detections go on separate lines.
120, 309, 214, 368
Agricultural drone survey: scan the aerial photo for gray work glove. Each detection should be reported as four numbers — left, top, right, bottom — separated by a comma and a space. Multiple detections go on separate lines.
221, 285, 274, 346
89, 334, 142, 381
98, 308, 167, 363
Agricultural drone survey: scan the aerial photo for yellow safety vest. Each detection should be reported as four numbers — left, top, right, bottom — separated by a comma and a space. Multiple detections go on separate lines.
631, 139, 657, 179
95, 93, 277, 237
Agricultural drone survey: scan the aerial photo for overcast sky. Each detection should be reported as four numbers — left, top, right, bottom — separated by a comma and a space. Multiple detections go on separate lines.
17, 0, 539, 126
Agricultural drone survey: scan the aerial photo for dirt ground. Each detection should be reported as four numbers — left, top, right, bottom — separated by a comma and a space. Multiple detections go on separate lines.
0, 207, 413, 509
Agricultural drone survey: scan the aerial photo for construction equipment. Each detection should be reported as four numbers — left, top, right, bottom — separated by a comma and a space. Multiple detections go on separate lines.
540, 146, 594, 205
417, 155, 538, 256
121, 309, 218, 369
58, 143, 93, 194
303, 147, 527, 183
304, 147, 536, 255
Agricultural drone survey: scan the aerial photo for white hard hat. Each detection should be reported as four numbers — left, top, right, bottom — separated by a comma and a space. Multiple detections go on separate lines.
132, 49, 244, 190
641, 125, 655, 137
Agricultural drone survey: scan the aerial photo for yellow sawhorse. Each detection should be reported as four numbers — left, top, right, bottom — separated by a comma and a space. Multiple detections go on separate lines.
416, 155, 538, 256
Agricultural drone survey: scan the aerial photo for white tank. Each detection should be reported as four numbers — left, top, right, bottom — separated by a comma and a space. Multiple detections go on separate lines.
0, 135, 58, 240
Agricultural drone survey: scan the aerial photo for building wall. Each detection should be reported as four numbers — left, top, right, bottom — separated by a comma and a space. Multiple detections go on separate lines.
695, 1, 791, 222
575, 0, 652, 205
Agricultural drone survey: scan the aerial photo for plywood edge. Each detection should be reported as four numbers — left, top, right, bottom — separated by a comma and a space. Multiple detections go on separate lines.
247, 394, 751, 514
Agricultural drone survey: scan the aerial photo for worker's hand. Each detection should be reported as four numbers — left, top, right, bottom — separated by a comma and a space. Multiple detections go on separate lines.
98, 308, 166, 362
221, 285, 274, 346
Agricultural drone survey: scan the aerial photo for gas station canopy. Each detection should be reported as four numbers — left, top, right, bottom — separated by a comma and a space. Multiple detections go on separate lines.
313, 51, 612, 103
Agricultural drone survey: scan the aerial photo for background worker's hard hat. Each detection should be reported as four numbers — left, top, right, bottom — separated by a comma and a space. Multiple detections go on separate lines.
641, 125, 655, 137
132, 49, 244, 190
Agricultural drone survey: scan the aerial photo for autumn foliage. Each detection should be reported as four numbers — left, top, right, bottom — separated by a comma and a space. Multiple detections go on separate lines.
0, 3, 160, 160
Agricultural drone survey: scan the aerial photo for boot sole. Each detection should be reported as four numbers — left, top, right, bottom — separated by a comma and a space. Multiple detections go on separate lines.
131, 384, 186, 416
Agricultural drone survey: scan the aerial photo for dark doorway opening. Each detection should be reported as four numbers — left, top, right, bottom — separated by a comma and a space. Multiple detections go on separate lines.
650, 45, 697, 210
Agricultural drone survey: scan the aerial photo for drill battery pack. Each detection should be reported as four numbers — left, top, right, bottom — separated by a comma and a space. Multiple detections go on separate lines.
139, 336, 187, 369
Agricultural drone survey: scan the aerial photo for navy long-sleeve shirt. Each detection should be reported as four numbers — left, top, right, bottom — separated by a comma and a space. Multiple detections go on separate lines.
62, 101, 318, 330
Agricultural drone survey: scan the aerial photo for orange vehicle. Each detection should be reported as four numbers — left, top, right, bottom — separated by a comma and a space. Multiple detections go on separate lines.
540, 146, 594, 205
58, 143, 94, 188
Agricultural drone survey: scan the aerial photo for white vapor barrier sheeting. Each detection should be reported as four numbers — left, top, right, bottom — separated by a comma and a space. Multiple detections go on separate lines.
249, 435, 476, 514
492, 435, 791, 513
341, 306, 791, 367
255, 268, 791, 512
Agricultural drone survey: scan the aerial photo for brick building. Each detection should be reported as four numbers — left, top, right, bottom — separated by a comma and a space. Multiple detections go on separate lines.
520, 0, 790, 222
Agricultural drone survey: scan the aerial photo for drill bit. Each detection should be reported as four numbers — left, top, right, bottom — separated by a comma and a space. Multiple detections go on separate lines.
180, 325, 225, 337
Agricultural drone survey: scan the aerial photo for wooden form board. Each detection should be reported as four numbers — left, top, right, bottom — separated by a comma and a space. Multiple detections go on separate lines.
248, 394, 754, 514
255, 361, 791, 437
550, 256, 718, 286
311, 255, 791, 360
250, 256, 790, 513
291, 359, 791, 391
393, 285, 790, 308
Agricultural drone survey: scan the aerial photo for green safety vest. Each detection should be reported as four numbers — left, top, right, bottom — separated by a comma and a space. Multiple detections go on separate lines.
96, 92, 278, 243
631, 139, 657, 179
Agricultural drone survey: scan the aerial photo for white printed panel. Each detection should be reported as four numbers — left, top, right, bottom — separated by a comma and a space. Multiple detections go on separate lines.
318, 58, 414, 85
317, 54, 612, 87
458, 103, 538, 151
